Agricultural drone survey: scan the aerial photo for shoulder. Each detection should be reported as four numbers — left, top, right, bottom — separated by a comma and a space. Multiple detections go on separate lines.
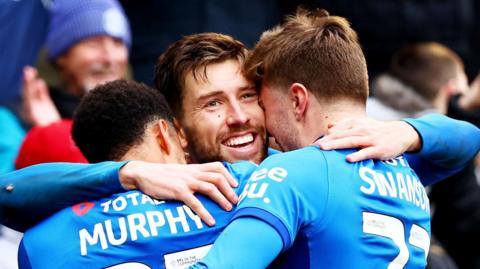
262, 146, 325, 166
224, 161, 258, 183
260, 146, 346, 177
252, 146, 331, 188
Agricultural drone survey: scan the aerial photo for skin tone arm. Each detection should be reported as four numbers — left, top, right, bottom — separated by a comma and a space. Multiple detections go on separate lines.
316, 117, 421, 162
0, 161, 237, 231
119, 161, 238, 226
316, 113, 480, 185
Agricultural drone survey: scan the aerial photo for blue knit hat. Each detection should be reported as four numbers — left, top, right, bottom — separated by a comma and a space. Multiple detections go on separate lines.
46, 0, 131, 60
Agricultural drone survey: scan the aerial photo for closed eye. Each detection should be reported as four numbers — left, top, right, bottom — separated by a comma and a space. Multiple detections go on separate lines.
240, 91, 258, 102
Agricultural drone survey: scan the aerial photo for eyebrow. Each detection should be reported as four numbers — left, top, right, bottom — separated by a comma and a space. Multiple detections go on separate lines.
196, 85, 256, 103
196, 91, 225, 103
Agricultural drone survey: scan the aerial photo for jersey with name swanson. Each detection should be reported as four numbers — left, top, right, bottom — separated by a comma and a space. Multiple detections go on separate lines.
233, 146, 431, 268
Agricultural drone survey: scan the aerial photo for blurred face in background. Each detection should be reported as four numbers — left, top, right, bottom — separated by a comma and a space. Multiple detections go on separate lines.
56, 35, 128, 96
179, 59, 267, 164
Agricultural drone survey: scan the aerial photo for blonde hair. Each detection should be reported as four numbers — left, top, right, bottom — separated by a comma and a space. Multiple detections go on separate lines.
245, 8, 369, 103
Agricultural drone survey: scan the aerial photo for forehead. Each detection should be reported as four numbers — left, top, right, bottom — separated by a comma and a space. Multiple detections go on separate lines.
259, 83, 276, 100
67, 35, 125, 53
183, 59, 253, 99
78, 35, 121, 45
259, 83, 286, 110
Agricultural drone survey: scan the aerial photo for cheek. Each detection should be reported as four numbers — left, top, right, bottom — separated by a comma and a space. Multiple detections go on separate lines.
73, 48, 99, 63
243, 102, 265, 123
68, 56, 97, 77
77, 58, 96, 72
191, 112, 226, 140
63, 59, 90, 80
264, 111, 276, 135
113, 47, 129, 65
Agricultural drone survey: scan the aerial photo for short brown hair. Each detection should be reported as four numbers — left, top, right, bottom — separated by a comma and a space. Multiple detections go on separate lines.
154, 33, 248, 118
245, 8, 368, 104
389, 42, 463, 101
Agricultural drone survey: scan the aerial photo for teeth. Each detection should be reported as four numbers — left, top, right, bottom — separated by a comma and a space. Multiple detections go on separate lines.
224, 134, 254, 147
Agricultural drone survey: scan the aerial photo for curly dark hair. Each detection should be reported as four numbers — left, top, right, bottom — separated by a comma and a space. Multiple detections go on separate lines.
72, 80, 175, 163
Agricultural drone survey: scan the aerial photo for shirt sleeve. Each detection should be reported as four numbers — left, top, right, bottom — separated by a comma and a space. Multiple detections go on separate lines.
190, 217, 283, 269
403, 113, 480, 186
232, 148, 328, 251
0, 161, 127, 232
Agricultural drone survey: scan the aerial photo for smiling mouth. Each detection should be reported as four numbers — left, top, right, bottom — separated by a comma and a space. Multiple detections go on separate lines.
223, 133, 255, 148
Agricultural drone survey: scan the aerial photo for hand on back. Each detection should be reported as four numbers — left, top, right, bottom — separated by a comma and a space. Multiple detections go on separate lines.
315, 117, 421, 162
119, 161, 239, 226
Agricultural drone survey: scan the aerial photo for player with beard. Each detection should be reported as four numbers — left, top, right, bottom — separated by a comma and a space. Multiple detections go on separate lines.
154, 33, 268, 164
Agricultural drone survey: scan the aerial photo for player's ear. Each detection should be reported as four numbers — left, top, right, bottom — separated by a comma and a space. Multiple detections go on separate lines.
443, 78, 460, 96
154, 119, 172, 155
173, 118, 189, 152
289, 82, 309, 121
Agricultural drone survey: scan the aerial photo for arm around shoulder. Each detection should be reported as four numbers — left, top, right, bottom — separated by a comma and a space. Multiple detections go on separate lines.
0, 161, 126, 231
404, 113, 480, 185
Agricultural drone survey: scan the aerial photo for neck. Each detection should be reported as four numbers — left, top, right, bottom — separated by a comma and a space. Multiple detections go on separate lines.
302, 99, 366, 146
120, 145, 166, 163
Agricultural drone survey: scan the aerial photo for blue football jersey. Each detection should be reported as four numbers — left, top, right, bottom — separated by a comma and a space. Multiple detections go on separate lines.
19, 161, 257, 269
232, 146, 431, 268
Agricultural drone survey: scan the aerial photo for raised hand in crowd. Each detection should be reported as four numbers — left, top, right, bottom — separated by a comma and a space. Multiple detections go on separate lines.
21, 66, 60, 127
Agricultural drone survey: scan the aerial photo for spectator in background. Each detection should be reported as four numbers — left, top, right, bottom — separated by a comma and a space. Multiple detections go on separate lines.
367, 42, 468, 120
1, 3, 130, 266
15, 120, 87, 170
367, 42, 480, 269
17, 0, 131, 170
22, 0, 131, 127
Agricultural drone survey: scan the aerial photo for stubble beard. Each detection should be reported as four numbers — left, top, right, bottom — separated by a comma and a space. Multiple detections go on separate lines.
183, 125, 268, 164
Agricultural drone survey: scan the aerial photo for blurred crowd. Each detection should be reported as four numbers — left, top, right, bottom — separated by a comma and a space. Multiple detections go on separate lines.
1, 1, 480, 269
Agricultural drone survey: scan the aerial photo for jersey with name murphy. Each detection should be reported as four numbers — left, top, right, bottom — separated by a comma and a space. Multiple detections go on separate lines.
233, 146, 431, 268
18, 161, 256, 269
